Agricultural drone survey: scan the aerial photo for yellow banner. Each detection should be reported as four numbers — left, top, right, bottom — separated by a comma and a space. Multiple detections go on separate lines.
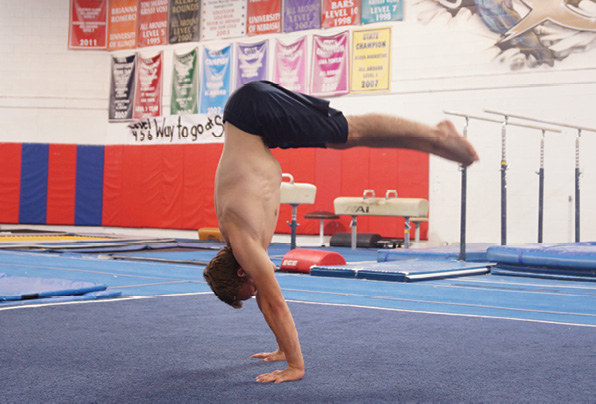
351, 27, 391, 93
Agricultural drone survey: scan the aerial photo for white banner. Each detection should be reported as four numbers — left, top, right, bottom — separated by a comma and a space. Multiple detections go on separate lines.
200, 0, 246, 41
128, 114, 225, 144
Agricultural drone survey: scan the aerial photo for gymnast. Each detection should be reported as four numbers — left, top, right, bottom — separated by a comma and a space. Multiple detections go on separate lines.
203, 80, 479, 383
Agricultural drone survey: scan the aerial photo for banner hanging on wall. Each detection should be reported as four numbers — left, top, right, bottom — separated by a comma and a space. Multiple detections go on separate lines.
137, 0, 169, 47
107, 0, 138, 50
200, 45, 233, 114
128, 114, 225, 144
283, 0, 320, 33
169, 0, 200, 43
236, 41, 269, 89
310, 31, 349, 97
321, 0, 360, 29
171, 49, 199, 114
273, 37, 307, 93
351, 27, 391, 93
201, 0, 246, 41
361, 0, 402, 24
133, 52, 163, 119
109, 54, 137, 121
69, 0, 108, 49
247, 0, 281, 36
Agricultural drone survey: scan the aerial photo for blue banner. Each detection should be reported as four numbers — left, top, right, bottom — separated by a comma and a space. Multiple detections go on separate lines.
236, 41, 268, 89
361, 0, 403, 24
199, 45, 232, 114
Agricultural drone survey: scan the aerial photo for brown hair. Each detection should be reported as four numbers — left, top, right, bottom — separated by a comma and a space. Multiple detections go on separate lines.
203, 246, 246, 309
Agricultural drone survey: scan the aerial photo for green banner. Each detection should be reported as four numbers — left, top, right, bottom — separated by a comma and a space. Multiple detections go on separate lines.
171, 48, 198, 114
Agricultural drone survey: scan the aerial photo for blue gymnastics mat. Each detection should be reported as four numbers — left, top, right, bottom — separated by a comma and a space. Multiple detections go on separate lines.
377, 243, 495, 263
310, 260, 492, 282
487, 242, 596, 281
0, 273, 121, 303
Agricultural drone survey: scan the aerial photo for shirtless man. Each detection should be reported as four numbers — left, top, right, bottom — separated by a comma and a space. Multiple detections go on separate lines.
203, 81, 478, 384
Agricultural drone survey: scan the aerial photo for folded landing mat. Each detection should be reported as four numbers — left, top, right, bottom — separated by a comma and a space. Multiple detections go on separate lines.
487, 243, 596, 280
487, 243, 596, 271
310, 260, 492, 282
0, 273, 115, 301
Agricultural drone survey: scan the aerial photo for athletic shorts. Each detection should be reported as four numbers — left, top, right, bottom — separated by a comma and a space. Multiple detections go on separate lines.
223, 81, 349, 149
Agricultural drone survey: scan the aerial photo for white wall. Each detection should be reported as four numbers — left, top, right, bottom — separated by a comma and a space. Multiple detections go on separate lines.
1, 0, 595, 245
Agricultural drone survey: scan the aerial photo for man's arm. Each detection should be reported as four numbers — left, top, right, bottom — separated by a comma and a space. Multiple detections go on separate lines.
230, 236, 305, 383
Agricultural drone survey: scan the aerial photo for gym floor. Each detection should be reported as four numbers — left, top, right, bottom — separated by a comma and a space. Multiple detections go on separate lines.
1, 232, 595, 402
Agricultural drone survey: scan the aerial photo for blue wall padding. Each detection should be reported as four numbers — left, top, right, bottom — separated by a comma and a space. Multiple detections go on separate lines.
487, 243, 596, 271
378, 243, 495, 263
75, 145, 104, 225
19, 143, 49, 224
0, 273, 108, 301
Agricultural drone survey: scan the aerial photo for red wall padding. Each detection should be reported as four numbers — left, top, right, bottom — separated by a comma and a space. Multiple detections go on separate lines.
0, 143, 22, 223
102, 144, 222, 230
47, 144, 77, 225
5, 142, 428, 239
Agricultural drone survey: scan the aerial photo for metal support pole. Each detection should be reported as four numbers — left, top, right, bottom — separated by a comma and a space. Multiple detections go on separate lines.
537, 130, 545, 243
404, 217, 411, 249
350, 215, 357, 250
459, 116, 469, 261
500, 117, 508, 245
575, 130, 582, 243
287, 204, 299, 250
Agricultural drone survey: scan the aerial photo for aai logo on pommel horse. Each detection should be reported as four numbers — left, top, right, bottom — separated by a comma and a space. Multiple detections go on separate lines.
346, 205, 370, 214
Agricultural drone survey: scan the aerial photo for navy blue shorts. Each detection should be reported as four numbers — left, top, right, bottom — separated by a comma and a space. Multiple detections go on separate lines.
223, 81, 348, 149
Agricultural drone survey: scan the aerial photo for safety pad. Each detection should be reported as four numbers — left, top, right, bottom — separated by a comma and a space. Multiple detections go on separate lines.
487, 243, 596, 280
310, 260, 492, 282
378, 243, 495, 263
279, 248, 346, 274
0, 272, 119, 302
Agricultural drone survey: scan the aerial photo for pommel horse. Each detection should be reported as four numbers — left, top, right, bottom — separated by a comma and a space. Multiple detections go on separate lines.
280, 173, 316, 249
334, 190, 428, 249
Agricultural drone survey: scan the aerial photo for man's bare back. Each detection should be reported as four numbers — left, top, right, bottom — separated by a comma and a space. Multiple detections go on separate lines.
215, 123, 282, 249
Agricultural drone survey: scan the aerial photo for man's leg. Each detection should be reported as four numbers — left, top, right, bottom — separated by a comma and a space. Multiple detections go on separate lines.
327, 113, 479, 166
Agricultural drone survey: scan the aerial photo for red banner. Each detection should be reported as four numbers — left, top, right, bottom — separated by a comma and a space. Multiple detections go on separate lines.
108, 0, 138, 50
69, 0, 107, 49
321, 0, 360, 29
138, 0, 169, 47
133, 52, 163, 119
247, 0, 281, 36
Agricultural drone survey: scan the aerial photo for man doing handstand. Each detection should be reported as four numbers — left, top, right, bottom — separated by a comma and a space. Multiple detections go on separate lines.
203, 80, 478, 384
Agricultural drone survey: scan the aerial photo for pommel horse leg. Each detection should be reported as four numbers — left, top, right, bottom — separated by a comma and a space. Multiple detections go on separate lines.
350, 215, 357, 250
287, 203, 299, 250
404, 216, 411, 249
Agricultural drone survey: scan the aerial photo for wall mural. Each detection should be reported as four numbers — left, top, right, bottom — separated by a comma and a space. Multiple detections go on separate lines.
429, 0, 596, 69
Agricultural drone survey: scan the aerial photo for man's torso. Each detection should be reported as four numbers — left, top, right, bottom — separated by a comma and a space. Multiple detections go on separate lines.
215, 123, 282, 249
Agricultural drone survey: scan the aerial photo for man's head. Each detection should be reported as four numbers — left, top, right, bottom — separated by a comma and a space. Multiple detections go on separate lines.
203, 246, 255, 309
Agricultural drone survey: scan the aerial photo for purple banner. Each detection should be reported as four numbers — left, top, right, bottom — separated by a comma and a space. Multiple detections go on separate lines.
236, 41, 269, 89
310, 31, 349, 97
283, 0, 320, 33
273, 37, 307, 93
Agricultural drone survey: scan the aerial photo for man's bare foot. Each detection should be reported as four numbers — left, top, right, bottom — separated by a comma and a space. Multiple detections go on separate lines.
435, 120, 479, 166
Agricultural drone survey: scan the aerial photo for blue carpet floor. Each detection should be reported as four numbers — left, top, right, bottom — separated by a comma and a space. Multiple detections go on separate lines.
1, 294, 595, 403
1, 242, 596, 402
